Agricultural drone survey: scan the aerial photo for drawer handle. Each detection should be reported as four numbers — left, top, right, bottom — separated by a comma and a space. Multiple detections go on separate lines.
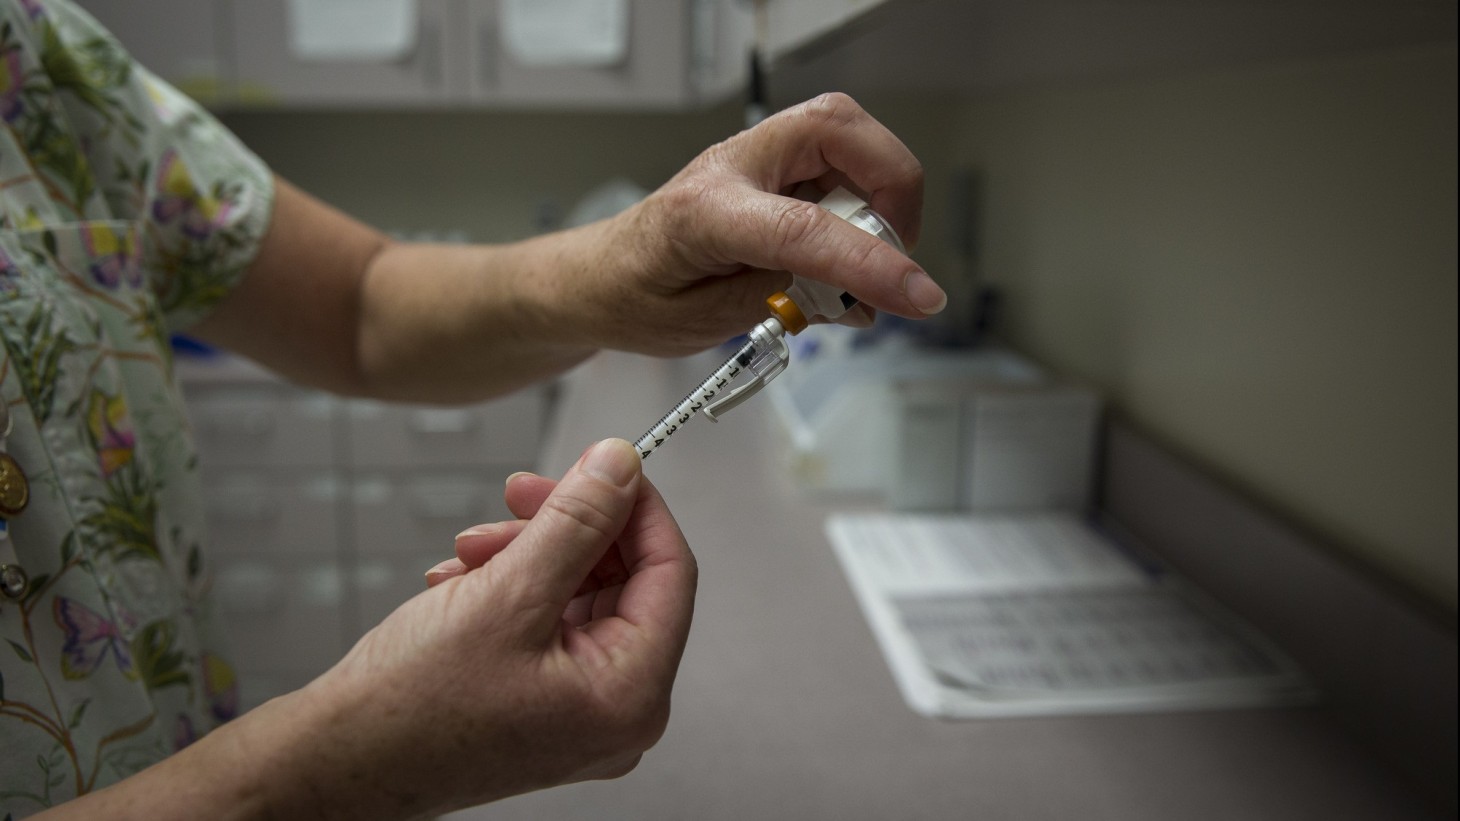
215, 563, 285, 614
210, 494, 281, 522
409, 409, 478, 435
410, 493, 483, 520
207, 410, 276, 438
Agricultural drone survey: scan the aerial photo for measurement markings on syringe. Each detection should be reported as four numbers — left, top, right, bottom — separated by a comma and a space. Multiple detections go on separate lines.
636, 348, 757, 459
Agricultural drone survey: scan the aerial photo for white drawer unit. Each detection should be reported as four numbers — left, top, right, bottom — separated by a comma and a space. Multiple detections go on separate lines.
177, 356, 553, 705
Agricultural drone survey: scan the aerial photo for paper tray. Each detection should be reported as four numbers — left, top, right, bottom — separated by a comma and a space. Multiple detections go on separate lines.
826, 512, 1317, 718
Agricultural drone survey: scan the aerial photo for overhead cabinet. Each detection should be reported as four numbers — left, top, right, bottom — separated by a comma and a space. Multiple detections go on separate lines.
463, 0, 745, 108
81, 0, 1454, 109
81, 0, 751, 110
229, 0, 463, 106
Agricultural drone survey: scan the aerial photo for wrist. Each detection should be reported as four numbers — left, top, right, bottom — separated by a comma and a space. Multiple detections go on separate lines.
230, 676, 428, 820
516, 209, 658, 354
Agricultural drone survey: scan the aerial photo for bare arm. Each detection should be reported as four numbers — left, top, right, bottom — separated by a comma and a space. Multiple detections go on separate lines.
188, 94, 941, 405
188, 178, 602, 402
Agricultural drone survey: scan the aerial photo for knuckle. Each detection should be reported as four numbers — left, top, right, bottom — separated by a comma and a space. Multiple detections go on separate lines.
804, 91, 862, 127
541, 491, 621, 544
839, 231, 884, 275
683, 549, 701, 589
905, 157, 926, 189
591, 682, 672, 752
659, 177, 706, 216
619, 696, 672, 752
771, 200, 829, 249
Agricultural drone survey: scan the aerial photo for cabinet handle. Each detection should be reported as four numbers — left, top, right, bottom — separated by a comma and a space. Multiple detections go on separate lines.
211, 494, 281, 523
216, 563, 286, 614
410, 493, 482, 520
478, 17, 497, 89
207, 410, 276, 439
420, 17, 443, 88
408, 409, 479, 435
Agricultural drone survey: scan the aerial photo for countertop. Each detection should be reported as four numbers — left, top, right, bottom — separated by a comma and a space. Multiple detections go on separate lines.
446, 350, 1440, 821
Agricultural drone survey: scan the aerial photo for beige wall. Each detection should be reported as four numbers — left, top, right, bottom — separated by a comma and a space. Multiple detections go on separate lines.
950, 45, 1457, 613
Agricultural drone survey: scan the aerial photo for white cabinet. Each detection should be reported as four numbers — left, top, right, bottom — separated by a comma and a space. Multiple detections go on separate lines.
229, 0, 463, 107
463, 0, 750, 109
220, 0, 748, 109
74, 0, 229, 104
464, 0, 689, 108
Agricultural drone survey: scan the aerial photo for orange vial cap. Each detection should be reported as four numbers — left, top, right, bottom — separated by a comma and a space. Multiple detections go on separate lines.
766, 292, 808, 335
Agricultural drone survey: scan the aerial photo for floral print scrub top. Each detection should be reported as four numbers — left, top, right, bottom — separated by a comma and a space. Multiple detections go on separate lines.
0, 1, 273, 814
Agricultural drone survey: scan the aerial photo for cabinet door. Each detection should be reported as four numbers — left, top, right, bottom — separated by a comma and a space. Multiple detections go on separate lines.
230, 0, 463, 106
762, 0, 891, 63
465, 0, 691, 108
74, 0, 228, 105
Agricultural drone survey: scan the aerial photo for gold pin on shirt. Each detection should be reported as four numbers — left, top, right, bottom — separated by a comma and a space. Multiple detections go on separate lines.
0, 452, 30, 516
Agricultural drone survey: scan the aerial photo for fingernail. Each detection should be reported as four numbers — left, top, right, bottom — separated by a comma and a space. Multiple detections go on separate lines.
903, 270, 947, 315
455, 524, 500, 540
505, 471, 536, 486
580, 438, 639, 487
424, 558, 460, 579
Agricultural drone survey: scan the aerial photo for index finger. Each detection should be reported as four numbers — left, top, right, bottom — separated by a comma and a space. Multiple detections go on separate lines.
727, 93, 924, 248
690, 188, 942, 319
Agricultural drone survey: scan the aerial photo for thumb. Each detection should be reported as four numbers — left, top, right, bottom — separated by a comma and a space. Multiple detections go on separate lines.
490, 438, 642, 627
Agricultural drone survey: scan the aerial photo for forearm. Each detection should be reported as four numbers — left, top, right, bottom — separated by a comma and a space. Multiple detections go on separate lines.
190, 177, 606, 404
351, 223, 611, 403
31, 688, 365, 821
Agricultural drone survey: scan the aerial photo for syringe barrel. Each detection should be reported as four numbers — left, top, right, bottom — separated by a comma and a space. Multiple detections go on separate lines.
633, 339, 756, 460
632, 319, 787, 460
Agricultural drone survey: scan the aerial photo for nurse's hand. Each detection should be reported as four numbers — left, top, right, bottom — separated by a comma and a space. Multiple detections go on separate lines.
286, 438, 694, 816
549, 92, 941, 357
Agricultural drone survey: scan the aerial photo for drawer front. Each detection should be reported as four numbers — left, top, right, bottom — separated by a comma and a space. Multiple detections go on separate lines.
346, 388, 548, 468
351, 472, 517, 557
201, 471, 342, 558
188, 386, 338, 468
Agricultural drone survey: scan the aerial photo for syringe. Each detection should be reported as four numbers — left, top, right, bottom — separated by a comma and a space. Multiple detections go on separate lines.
634, 317, 789, 460
630, 187, 907, 462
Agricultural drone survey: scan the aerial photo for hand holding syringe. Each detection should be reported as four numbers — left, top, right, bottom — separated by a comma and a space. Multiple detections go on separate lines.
633, 188, 908, 460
